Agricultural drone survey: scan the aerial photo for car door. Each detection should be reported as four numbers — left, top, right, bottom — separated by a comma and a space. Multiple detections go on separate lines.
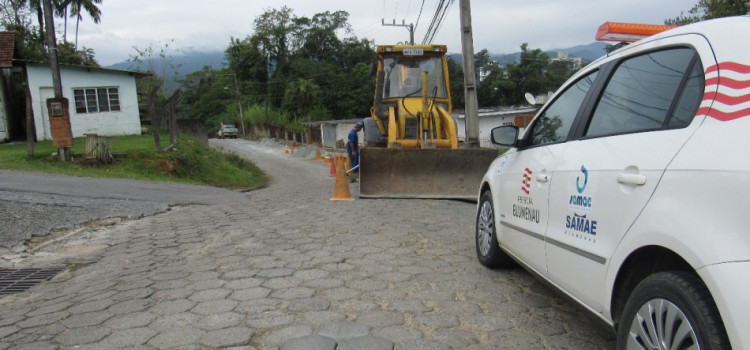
493, 71, 599, 275
544, 36, 715, 311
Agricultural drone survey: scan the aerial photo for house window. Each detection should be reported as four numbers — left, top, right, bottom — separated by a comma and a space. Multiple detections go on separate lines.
73, 87, 121, 114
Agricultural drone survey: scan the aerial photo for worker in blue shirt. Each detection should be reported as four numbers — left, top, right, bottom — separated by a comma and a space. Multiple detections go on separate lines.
347, 121, 363, 181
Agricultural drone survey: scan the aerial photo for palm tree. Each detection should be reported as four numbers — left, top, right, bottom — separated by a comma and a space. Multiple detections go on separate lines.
68, 0, 101, 49
54, 0, 73, 42
23, 0, 71, 43
27, 0, 45, 40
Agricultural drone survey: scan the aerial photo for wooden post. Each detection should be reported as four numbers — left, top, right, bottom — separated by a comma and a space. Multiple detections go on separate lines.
85, 134, 97, 161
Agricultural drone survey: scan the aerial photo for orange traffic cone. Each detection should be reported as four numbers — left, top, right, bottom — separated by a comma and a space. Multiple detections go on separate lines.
284, 146, 290, 155
330, 155, 353, 201
329, 156, 337, 177
315, 149, 322, 161
323, 152, 331, 163
291, 141, 295, 155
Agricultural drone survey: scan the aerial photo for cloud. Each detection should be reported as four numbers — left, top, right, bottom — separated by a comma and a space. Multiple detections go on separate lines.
74, 0, 692, 65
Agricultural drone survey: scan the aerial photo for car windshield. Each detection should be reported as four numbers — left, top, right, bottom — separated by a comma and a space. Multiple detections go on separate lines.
382, 55, 447, 99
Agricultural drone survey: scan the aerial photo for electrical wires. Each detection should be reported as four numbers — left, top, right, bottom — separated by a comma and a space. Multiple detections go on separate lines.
421, 0, 455, 44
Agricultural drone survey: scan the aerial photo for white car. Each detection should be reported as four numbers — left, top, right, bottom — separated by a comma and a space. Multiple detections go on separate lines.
476, 16, 749, 350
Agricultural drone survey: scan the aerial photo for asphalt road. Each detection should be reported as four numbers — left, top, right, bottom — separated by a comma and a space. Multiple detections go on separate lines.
0, 169, 250, 255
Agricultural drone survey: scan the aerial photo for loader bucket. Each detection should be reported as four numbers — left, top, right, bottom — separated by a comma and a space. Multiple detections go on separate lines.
359, 148, 499, 200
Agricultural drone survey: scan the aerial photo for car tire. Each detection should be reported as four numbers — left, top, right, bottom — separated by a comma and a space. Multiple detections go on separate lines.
617, 271, 730, 350
476, 190, 515, 268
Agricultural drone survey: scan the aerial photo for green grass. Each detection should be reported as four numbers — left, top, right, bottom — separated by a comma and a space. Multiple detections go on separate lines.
0, 133, 268, 190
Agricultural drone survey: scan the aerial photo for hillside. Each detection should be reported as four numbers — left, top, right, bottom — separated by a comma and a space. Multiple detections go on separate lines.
107, 42, 608, 81
447, 42, 608, 66
106, 50, 227, 92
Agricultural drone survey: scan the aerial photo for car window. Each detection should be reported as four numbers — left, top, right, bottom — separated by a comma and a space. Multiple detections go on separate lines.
529, 71, 598, 146
668, 60, 704, 128
585, 48, 697, 137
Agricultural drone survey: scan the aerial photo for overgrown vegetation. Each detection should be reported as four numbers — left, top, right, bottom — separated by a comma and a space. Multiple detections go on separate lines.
177, 7, 374, 136
0, 133, 269, 189
0, 0, 102, 66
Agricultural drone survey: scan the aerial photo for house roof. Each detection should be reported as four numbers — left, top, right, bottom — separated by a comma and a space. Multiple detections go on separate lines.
23, 61, 152, 78
304, 118, 364, 127
453, 106, 537, 119
0, 31, 17, 68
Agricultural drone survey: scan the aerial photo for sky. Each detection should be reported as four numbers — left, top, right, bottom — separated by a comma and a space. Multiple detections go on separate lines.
70, 0, 697, 66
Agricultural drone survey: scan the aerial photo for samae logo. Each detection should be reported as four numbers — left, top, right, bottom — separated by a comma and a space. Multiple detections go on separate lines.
570, 165, 592, 211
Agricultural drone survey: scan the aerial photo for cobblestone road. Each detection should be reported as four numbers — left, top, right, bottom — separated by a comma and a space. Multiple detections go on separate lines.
0, 139, 615, 349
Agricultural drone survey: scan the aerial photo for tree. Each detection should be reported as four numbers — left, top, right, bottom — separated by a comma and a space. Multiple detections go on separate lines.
297, 10, 350, 60
57, 40, 98, 66
477, 63, 514, 106
0, 0, 32, 27
130, 42, 181, 151
179, 7, 376, 135
283, 78, 320, 141
506, 43, 551, 104
68, 0, 100, 49
253, 6, 297, 76
0, 0, 100, 66
667, 0, 749, 25
447, 58, 464, 107
54, 0, 71, 42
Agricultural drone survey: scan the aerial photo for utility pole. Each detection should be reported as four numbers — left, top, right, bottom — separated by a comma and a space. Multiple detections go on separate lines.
459, 0, 479, 148
381, 19, 415, 45
43, 0, 72, 160
217, 73, 245, 137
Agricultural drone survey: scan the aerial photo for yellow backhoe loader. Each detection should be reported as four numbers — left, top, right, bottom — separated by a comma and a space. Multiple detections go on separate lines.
359, 44, 497, 200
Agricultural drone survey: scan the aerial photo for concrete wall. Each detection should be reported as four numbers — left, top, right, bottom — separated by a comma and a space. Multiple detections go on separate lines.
26, 63, 141, 141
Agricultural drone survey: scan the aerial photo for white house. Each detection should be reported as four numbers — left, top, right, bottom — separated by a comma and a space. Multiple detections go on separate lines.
25, 62, 142, 141
453, 106, 537, 147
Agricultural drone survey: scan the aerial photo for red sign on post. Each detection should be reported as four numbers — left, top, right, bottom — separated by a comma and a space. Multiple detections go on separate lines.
47, 97, 73, 148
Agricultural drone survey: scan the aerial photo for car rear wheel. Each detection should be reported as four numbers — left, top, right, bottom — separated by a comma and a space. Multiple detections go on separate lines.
476, 190, 515, 268
617, 271, 730, 350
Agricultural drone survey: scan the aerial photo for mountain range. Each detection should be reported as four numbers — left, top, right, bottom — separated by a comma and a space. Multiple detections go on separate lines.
105, 42, 609, 80
447, 42, 608, 66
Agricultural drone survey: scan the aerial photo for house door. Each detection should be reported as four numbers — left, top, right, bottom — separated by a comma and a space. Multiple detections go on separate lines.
322, 125, 336, 148
38, 87, 54, 140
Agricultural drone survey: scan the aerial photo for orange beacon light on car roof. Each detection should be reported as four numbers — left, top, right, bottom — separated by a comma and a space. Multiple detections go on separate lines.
596, 22, 677, 42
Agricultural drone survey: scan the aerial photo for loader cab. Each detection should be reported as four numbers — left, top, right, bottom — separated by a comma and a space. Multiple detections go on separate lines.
381, 55, 448, 99
368, 44, 457, 149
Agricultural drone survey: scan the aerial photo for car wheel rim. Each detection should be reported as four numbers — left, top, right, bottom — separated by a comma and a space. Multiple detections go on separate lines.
627, 298, 699, 350
477, 200, 494, 257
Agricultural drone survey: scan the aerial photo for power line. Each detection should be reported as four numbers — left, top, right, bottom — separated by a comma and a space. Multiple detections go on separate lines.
429, 0, 454, 43
422, 0, 444, 44
414, 0, 426, 33
422, 0, 455, 44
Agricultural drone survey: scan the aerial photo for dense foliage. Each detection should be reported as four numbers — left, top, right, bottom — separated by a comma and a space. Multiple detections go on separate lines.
178, 7, 375, 135
473, 45, 579, 107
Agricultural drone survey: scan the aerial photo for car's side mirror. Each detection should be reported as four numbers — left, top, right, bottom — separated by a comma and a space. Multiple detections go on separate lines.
490, 126, 519, 147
